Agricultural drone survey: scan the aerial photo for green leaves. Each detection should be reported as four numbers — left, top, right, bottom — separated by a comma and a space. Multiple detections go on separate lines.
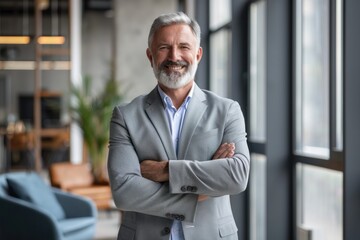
70, 76, 123, 167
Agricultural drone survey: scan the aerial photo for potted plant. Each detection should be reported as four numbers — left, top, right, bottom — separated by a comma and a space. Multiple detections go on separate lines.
70, 76, 123, 183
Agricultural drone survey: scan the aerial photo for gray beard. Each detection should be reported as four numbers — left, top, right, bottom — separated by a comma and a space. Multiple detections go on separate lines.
154, 62, 198, 89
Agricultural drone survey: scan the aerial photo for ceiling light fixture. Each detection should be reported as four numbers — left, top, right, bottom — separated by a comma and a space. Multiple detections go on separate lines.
37, 36, 65, 44
0, 0, 31, 45
38, 0, 65, 45
0, 36, 31, 44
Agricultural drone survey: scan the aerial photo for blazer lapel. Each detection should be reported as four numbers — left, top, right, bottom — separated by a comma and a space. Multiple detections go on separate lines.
145, 87, 177, 160
177, 85, 207, 159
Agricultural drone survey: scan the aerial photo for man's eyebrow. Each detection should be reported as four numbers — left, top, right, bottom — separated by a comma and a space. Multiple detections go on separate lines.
179, 42, 191, 47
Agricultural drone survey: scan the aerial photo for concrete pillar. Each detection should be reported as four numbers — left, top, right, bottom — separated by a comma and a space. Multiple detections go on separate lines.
70, 0, 83, 164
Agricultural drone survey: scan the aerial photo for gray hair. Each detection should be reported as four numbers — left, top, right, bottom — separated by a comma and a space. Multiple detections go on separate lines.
148, 12, 201, 48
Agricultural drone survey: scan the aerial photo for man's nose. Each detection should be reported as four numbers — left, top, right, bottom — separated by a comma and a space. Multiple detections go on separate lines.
167, 47, 180, 62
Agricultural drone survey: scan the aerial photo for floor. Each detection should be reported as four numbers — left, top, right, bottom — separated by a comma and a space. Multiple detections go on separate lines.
94, 210, 121, 240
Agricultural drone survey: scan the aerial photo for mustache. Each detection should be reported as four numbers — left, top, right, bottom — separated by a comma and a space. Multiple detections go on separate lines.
160, 60, 188, 69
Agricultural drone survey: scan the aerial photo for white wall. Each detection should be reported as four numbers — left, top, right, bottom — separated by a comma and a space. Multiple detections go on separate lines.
82, 10, 113, 92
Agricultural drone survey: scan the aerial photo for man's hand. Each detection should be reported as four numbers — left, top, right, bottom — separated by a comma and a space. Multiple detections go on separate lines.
212, 142, 235, 159
199, 143, 236, 202
140, 160, 169, 182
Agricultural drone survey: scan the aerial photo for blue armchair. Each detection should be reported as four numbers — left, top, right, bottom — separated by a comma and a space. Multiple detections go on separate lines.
0, 171, 97, 240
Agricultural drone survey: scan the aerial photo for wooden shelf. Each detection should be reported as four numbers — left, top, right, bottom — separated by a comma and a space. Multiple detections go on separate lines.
0, 61, 71, 70
41, 48, 70, 56
40, 128, 69, 137
37, 90, 62, 97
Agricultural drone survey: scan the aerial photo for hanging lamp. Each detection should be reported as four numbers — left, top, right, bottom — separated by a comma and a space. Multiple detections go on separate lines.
37, 0, 65, 45
0, 0, 31, 44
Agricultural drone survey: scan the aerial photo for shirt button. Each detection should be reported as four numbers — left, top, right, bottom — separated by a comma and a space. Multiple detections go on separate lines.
162, 227, 171, 235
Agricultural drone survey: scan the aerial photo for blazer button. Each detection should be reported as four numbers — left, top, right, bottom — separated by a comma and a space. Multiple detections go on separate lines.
179, 215, 185, 221
162, 227, 171, 235
191, 186, 198, 192
181, 186, 187, 192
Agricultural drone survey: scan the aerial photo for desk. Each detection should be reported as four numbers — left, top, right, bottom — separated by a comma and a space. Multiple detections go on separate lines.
40, 128, 70, 149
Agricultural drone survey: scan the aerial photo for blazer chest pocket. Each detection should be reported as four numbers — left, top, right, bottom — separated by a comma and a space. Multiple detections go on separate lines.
188, 128, 220, 160
192, 128, 219, 140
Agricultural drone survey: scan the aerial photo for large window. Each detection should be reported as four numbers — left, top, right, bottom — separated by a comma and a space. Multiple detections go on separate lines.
248, 1, 266, 240
249, 154, 266, 240
209, 0, 231, 30
296, 164, 343, 240
209, 29, 231, 97
294, 0, 344, 239
295, 0, 330, 158
249, 0, 266, 143
335, 0, 343, 151
209, 0, 231, 97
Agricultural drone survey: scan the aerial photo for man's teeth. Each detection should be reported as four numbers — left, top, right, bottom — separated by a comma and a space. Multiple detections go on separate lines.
168, 65, 182, 70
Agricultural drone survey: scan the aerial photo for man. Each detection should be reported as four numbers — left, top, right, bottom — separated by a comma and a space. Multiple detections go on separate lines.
108, 12, 250, 240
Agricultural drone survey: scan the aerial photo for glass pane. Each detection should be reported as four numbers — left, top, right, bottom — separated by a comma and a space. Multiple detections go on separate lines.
249, 0, 266, 142
249, 153, 266, 240
295, 0, 330, 158
335, 0, 343, 150
209, 29, 231, 97
209, 0, 231, 30
296, 163, 343, 240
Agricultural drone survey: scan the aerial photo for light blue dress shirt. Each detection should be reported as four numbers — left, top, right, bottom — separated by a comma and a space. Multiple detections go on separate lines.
158, 85, 194, 240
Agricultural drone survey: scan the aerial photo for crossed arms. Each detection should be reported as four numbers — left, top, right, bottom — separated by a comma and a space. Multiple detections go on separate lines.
140, 143, 235, 201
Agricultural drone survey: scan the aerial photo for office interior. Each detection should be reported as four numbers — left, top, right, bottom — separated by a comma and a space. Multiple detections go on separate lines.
0, 0, 359, 240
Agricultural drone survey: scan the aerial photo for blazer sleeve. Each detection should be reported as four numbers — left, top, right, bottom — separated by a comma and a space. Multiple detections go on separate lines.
107, 106, 198, 223
168, 101, 250, 197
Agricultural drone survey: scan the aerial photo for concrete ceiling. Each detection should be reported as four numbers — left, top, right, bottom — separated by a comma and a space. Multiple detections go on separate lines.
0, 0, 112, 16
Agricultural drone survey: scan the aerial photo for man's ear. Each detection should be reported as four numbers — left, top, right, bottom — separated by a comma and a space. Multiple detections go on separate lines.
196, 47, 203, 63
146, 48, 153, 67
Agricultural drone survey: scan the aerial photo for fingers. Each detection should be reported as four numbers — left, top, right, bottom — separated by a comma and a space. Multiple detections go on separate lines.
212, 143, 235, 159
140, 160, 169, 182
198, 195, 208, 202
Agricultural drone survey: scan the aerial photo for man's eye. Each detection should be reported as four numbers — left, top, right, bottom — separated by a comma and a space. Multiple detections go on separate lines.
180, 45, 190, 50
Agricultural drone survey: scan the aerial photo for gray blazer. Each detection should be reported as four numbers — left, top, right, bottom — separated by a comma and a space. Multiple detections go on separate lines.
108, 84, 250, 240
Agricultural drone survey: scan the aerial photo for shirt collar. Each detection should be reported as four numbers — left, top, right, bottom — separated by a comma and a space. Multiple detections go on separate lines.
157, 83, 194, 110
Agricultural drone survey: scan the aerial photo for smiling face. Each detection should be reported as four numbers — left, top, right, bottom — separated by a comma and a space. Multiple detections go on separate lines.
146, 24, 203, 89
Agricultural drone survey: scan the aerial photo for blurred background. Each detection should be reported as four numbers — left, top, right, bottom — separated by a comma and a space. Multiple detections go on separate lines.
0, 0, 359, 240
